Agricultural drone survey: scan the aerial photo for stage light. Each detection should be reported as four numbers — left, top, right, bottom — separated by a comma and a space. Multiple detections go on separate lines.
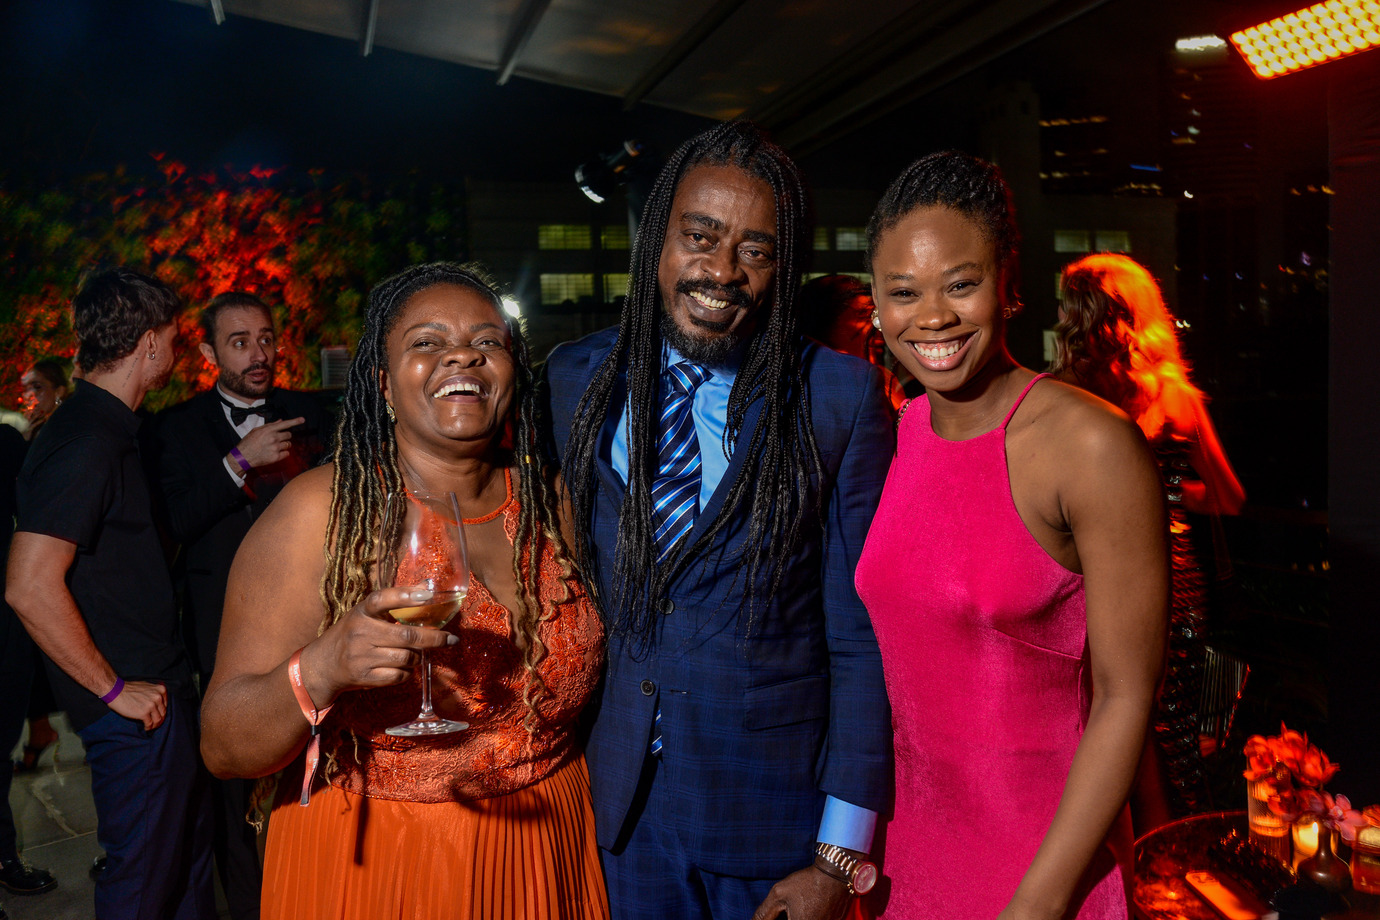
1177, 35, 1229, 51
1231, 0, 1380, 77
501, 296, 522, 319
575, 140, 646, 204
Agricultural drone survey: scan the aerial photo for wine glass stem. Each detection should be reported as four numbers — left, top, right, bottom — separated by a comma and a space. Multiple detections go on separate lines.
418, 648, 436, 718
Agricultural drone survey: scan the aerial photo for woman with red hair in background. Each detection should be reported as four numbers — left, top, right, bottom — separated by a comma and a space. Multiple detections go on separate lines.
1052, 252, 1245, 829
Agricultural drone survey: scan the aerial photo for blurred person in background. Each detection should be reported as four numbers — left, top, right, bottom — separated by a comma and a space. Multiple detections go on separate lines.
799, 273, 907, 410
1052, 252, 1245, 830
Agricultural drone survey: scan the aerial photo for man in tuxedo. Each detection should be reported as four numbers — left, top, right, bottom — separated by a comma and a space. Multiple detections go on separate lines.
151, 292, 330, 920
546, 122, 894, 920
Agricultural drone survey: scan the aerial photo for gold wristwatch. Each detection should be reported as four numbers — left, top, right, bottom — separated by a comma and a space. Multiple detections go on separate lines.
814, 842, 879, 896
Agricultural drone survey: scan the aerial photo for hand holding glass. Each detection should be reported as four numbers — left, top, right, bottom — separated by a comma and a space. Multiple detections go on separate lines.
378, 490, 470, 736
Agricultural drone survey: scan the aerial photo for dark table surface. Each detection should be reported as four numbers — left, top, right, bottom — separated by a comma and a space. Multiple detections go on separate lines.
1134, 811, 1380, 920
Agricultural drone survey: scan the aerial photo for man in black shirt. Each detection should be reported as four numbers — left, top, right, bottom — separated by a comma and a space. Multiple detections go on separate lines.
151, 292, 330, 920
7, 268, 215, 920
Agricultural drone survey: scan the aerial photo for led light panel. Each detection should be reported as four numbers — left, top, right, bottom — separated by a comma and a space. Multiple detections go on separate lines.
1231, 0, 1380, 77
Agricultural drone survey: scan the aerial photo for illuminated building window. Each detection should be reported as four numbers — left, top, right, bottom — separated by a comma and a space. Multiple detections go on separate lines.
835, 227, 867, 251
1095, 230, 1132, 252
540, 273, 594, 305
538, 225, 592, 250
814, 227, 831, 251
601, 225, 630, 250
603, 273, 630, 300
1054, 231, 1092, 253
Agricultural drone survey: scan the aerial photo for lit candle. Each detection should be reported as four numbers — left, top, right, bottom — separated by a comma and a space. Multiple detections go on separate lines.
1293, 819, 1321, 865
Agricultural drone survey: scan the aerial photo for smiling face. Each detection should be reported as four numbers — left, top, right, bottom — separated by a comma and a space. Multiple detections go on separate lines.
201, 305, 276, 400
381, 283, 515, 457
871, 204, 1012, 396
657, 164, 778, 365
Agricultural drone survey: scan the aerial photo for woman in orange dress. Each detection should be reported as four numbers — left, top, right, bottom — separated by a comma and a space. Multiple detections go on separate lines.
201, 262, 608, 920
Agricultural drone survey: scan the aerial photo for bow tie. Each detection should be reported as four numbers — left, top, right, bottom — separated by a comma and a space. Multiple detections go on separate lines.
220, 395, 272, 427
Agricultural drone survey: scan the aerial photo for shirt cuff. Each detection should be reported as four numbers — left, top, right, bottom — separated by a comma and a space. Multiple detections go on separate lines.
817, 795, 878, 853
223, 455, 247, 486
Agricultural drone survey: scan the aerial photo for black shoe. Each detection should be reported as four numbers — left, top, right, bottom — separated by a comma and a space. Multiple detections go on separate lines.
0, 859, 56, 895
89, 855, 107, 881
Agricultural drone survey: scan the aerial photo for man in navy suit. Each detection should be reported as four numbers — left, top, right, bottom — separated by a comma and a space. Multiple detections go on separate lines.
151, 293, 330, 920
547, 122, 893, 920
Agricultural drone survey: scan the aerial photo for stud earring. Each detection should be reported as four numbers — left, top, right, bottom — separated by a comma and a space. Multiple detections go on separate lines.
385, 403, 396, 423
871, 308, 881, 330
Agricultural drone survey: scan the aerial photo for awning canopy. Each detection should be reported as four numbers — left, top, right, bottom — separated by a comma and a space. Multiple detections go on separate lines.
169, 0, 1112, 153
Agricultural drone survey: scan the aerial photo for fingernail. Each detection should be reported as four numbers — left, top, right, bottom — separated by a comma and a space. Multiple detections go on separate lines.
410, 588, 433, 602
446, 634, 460, 645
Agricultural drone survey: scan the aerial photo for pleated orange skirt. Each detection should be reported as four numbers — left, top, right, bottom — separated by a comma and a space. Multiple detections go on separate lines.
261, 754, 610, 920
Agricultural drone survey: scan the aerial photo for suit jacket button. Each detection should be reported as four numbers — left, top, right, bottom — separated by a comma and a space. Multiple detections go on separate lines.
659, 598, 675, 616
640, 679, 655, 696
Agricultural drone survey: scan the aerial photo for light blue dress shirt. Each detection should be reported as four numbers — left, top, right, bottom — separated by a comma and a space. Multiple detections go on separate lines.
608, 344, 878, 854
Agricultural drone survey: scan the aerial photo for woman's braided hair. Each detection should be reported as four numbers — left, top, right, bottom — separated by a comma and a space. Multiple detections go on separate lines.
561, 121, 823, 642
321, 261, 573, 727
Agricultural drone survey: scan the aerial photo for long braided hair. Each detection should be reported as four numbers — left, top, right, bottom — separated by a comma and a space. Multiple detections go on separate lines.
322, 261, 573, 726
562, 121, 822, 641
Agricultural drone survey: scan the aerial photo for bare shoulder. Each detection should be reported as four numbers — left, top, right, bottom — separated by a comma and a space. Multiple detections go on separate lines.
1018, 377, 1149, 468
236, 463, 335, 568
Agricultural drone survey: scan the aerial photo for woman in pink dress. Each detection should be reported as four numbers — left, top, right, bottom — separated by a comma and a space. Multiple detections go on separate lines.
855, 152, 1168, 920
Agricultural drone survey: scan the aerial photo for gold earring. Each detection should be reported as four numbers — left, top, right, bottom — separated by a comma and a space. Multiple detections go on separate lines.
385, 403, 396, 423
1002, 307, 1013, 319
871, 309, 881, 330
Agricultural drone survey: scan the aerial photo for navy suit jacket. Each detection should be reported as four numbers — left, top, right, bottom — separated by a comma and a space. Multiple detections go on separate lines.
547, 326, 894, 879
150, 388, 332, 678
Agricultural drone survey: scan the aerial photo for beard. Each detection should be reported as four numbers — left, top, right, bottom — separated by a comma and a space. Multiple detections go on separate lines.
660, 279, 755, 366
219, 361, 274, 400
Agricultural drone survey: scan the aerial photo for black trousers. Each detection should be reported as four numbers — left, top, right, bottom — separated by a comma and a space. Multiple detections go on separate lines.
0, 603, 36, 862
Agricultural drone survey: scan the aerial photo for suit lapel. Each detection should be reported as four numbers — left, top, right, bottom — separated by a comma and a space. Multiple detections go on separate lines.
683, 384, 766, 549
200, 391, 241, 455
592, 347, 629, 502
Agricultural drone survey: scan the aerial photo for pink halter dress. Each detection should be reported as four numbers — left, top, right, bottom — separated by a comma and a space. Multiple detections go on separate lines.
855, 374, 1129, 919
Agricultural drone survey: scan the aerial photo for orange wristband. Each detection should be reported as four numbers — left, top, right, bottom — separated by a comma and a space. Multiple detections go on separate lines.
288, 648, 333, 806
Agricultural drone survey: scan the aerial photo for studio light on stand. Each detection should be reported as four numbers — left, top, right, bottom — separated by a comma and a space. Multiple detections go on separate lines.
574, 139, 657, 239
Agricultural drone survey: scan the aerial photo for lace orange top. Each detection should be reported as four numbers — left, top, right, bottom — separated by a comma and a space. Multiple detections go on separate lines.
321, 485, 604, 803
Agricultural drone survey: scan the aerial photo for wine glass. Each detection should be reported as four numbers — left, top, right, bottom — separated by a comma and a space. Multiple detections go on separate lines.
377, 489, 470, 736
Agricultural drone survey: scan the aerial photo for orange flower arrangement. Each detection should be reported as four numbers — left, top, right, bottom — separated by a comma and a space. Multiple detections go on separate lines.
1244, 723, 1367, 840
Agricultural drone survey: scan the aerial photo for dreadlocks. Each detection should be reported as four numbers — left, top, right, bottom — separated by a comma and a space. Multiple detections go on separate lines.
321, 261, 573, 728
561, 121, 823, 641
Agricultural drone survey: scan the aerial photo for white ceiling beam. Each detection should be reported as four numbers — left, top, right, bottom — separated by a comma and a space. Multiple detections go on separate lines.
360, 0, 379, 56
496, 0, 554, 86
623, 0, 748, 111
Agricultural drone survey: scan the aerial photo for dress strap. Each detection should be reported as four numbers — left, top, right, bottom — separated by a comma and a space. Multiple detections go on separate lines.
999, 373, 1051, 429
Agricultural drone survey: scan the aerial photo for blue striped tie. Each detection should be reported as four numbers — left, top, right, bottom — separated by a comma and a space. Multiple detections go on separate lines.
651, 362, 711, 563
648, 362, 708, 759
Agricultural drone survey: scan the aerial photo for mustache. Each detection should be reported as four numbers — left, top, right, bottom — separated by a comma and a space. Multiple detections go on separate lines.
675, 278, 751, 310
242, 362, 272, 374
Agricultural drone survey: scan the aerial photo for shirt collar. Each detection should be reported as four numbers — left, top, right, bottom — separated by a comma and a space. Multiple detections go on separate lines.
662, 341, 745, 384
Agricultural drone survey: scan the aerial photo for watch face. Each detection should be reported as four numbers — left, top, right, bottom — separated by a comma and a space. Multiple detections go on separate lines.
852, 862, 879, 895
